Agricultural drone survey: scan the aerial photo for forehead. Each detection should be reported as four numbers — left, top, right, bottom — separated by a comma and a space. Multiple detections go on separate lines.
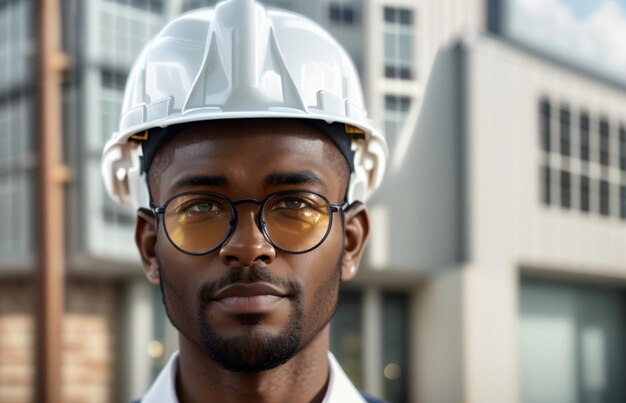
152, 119, 348, 201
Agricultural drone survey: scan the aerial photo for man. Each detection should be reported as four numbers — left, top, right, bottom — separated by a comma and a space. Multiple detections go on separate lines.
101, 0, 387, 401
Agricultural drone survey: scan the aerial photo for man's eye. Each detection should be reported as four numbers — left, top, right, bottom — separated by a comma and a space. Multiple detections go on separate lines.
275, 198, 308, 210
186, 200, 216, 214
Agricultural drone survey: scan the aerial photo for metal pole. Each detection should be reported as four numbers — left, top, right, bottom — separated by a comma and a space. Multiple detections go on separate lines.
36, 0, 70, 401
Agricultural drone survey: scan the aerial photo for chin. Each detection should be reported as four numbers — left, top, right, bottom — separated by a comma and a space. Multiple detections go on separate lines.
200, 326, 302, 373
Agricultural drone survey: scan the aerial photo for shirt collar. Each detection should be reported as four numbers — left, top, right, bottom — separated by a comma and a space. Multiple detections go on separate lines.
140, 351, 365, 403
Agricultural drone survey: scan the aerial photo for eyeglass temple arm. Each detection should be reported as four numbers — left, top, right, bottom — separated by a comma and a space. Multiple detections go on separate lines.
330, 200, 350, 213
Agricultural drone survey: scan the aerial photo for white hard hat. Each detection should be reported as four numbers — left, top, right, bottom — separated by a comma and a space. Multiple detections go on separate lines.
101, 0, 387, 209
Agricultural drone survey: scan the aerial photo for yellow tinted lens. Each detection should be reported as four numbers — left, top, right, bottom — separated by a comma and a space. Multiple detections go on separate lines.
263, 192, 330, 251
164, 194, 231, 253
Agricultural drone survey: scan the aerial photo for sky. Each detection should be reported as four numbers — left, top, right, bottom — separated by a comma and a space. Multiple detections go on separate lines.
508, 0, 626, 84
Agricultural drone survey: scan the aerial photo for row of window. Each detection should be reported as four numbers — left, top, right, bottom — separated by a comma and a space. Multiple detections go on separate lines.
328, 3, 415, 80
541, 166, 626, 219
539, 99, 626, 171
539, 99, 626, 220
328, 2, 416, 80
105, 0, 164, 13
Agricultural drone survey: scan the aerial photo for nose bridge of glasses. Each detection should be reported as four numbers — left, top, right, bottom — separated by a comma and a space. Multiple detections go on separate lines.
230, 198, 265, 235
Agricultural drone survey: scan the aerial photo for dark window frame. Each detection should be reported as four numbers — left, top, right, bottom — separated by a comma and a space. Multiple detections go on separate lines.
599, 118, 610, 167
580, 112, 590, 162
540, 99, 551, 153
560, 170, 571, 209
619, 125, 626, 172
559, 106, 570, 157
542, 165, 551, 205
600, 180, 610, 216
329, 2, 357, 24
580, 175, 590, 213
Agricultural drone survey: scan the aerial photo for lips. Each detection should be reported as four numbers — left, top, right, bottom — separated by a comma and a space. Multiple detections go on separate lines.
211, 283, 289, 313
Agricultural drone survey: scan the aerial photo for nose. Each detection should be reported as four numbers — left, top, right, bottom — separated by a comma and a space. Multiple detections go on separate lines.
219, 207, 276, 266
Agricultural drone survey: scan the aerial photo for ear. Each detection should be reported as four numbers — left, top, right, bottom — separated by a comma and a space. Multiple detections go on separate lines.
136, 208, 160, 285
341, 202, 370, 281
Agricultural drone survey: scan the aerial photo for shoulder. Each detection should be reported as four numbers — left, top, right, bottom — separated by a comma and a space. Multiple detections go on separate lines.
359, 390, 388, 403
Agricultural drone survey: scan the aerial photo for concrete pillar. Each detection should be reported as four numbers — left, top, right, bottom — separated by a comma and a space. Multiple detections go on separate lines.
463, 265, 519, 403
414, 269, 464, 403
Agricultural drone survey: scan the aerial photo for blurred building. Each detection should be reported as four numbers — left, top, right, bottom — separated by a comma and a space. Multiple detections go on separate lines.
0, 0, 625, 402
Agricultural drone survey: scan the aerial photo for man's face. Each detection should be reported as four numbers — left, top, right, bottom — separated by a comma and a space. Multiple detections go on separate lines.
140, 120, 364, 373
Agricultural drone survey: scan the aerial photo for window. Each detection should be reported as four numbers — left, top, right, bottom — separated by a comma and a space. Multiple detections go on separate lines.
100, 5, 164, 66
382, 293, 409, 403
384, 95, 411, 151
330, 291, 364, 388
0, 174, 33, 260
621, 185, 626, 219
100, 70, 126, 147
579, 112, 590, 161
0, 0, 33, 91
599, 118, 610, 166
330, 289, 411, 402
600, 180, 610, 216
540, 99, 551, 153
580, 175, 590, 213
0, 94, 33, 166
383, 7, 413, 80
559, 106, 570, 156
560, 170, 571, 209
98, 71, 133, 225
619, 126, 626, 171
542, 166, 551, 205
329, 2, 356, 24
521, 281, 626, 403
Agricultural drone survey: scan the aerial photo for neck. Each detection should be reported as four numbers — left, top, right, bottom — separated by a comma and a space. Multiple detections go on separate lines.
175, 326, 331, 403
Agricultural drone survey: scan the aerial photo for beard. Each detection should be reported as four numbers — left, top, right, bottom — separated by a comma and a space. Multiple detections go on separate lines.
158, 254, 342, 373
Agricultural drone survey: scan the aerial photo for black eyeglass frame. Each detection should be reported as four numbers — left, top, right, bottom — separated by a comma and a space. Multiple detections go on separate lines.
150, 189, 350, 256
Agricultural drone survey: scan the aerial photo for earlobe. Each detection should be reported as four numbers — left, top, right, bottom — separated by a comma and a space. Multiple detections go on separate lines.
341, 203, 370, 281
136, 208, 160, 285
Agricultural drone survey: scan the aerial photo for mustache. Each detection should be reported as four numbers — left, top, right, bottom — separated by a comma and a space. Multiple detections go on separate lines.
197, 266, 302, 303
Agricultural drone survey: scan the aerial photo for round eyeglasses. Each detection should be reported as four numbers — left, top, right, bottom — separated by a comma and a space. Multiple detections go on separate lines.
151, 190, 349, 255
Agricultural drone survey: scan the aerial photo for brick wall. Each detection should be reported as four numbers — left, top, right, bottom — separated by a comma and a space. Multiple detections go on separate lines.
63, 281, 119, 403
0, 280, 34, 403
0, 279, 119, 403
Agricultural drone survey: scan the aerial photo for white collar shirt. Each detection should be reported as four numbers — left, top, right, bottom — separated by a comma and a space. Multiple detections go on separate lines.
140, 351, 366, 403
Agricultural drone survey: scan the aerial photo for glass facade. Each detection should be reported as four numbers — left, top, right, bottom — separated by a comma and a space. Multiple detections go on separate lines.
521, 280, 626, 403
330, 289, 410, 403
80, 0, 168, 260
382, 292, 409, 403
99, 1, 164, 67
330, 290, 364, 388
0, 0, 34, 264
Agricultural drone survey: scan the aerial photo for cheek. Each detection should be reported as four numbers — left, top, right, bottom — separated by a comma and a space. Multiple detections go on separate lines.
298, 225, 343, 300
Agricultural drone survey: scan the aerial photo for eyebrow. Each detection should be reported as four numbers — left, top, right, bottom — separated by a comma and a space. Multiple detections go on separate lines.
265, 171, 323, 187
171, 175, 228, 191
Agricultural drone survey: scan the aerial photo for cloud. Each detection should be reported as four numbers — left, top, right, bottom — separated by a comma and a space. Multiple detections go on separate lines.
509, 0, 626, 83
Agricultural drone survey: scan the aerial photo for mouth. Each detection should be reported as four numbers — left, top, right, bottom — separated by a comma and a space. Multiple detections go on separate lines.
211, 283, 289, 313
